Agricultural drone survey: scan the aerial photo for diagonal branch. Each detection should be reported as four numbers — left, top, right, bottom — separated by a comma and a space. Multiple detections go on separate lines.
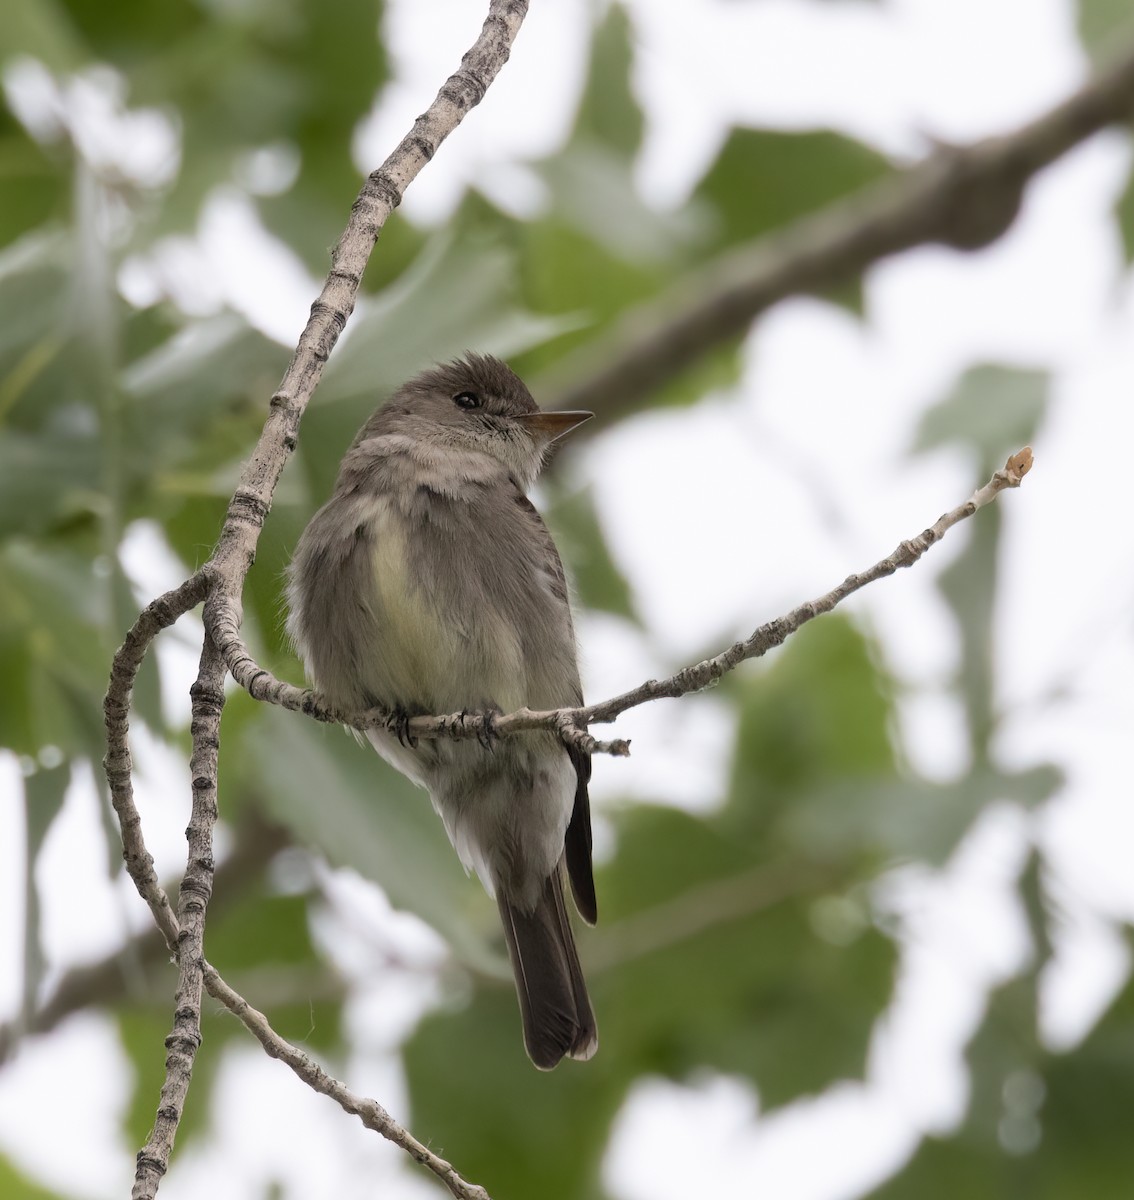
540, 39, 1134, 421
202, 966, 490, 1200
0, 814, 291, 1064
526, 446, 1035, 735
213, 444, 1031, 752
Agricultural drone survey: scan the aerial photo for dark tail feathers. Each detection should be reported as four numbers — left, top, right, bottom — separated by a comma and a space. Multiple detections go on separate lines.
498, 868, 597, 1070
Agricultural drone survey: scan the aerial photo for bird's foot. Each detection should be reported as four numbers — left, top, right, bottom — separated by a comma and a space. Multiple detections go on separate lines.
473, 705, 501, 752
388, 707, 418, 749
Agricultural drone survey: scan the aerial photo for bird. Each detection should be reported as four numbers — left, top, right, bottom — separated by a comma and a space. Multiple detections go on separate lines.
286, 352, 597, 1069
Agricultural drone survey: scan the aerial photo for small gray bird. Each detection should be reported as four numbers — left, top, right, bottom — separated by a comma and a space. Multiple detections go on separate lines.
286, 353, 597, 1069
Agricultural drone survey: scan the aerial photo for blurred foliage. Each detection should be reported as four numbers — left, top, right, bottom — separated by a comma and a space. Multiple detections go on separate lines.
1077, 0, 1134, 252
1077, 0, 1134, 63
870, 920, 1134, 1200
0, 3, 1123, 1200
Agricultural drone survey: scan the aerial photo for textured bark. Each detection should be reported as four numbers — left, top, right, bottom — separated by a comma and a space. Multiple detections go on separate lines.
105, 4, 529, 1198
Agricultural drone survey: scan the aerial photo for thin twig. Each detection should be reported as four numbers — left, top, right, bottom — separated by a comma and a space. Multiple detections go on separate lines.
216, 448, 1034, 755
103, 571, 211, 951
540, 40, 1134, 420
0, 816, 291, 1063
202, 966, 491, 1200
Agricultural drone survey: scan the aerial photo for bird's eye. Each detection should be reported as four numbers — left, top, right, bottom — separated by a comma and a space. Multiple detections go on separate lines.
453, 391, 482, 411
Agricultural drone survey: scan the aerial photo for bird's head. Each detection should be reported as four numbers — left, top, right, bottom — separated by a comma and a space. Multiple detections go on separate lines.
357, 353, 592, 491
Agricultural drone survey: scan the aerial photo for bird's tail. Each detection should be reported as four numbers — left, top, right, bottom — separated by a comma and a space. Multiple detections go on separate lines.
498, 868, 597, 1070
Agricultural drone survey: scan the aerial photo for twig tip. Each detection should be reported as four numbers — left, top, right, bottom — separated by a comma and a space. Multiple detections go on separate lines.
1005, 446, 1033, 482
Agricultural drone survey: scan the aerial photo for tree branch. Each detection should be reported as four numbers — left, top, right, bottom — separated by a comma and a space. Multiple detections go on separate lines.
540, 39, 1134, 420
202, 965, 490, 1200
133, 636, 225, 1200
103, 570, 211, 952
0, 814, 289, 1064
215, 448, 1034, 754
106, 3, 528, 1196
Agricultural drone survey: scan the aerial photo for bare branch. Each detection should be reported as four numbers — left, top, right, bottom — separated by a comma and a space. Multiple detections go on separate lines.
216, 449, 1034, 754
202, 965, 491, 1200
109, 3, 529, 1196
0, 815, 289, 1064
540, 38, 1134, 420
103, 570, 211, 951
540, 447, 1036, 735
133, 638, 226, 1200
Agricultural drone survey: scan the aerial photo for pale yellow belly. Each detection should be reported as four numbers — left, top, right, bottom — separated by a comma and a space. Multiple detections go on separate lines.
363, 501, 526, 714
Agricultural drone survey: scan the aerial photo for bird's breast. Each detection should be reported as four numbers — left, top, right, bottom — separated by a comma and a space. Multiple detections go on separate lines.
359, 495, 527, 714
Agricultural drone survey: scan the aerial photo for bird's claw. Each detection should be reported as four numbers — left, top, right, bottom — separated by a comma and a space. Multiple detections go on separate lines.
475, 706, 501, 752
389, 707, 418, 749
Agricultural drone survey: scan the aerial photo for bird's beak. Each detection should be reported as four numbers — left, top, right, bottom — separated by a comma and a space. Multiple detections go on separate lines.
516, 410, 594, 444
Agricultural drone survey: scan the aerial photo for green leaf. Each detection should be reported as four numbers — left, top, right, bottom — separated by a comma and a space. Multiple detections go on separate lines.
0, 119, 69, 249
938, 509, 998, 758
913, 365, 1049, 760
57, 0, 202, 65
780, 768, 1060, 867
0, 429, 102, 537
595, 805, 895, 1103
515, 215, 666, 371
0, 230, 69, 373
571, 3, 643, 156
406, 989, 621, 1200
913, 365, 1048, 469
726, 615, 895, 843
257, 0, 387, 270
208, 892, 313, 972
90, 0, 388, 254
540, 140, 703, 267
0, 1152, 70, 1200
241, 497, 309, 663
543, 483, 636, 620
694, 127, 892, 250
121, 312, 288, 482
1077, 0, 1134, 63
207, 889, 341, 1049
0, 541, 110, 754
0, 0, 86, 70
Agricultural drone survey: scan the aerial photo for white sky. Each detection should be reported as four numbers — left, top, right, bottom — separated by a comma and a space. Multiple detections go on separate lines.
2, 0, 1133, 1197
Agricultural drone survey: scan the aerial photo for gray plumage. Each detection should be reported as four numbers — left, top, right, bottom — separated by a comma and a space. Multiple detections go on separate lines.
286, 353, 597, 1069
